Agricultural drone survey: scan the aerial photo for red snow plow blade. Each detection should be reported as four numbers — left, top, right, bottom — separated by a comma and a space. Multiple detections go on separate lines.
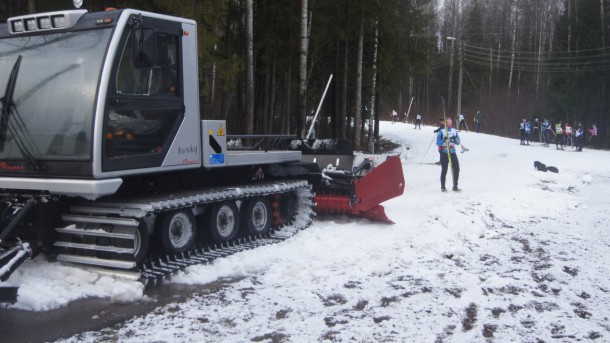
313, 155, 405, 223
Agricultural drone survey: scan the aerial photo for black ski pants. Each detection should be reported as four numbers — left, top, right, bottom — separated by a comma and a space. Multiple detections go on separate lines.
440, 152, 460, 189
459, 120, 467, 131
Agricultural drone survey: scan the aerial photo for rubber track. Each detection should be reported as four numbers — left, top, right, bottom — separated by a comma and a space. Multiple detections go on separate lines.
60, 181, 314, 286
137, 186, 315, 287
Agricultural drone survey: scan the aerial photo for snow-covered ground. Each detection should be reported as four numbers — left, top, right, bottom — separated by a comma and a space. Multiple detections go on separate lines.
4, 121, 610, 342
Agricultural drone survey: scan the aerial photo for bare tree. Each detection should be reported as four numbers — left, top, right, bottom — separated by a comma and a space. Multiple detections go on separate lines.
602, 0, 607, 98
298, 0, 309, 138
245, 0, 254, 134
368, 18, 379, 145
353, 10, 364, 148
27, 0, 36, 13
507, 0, 518, 97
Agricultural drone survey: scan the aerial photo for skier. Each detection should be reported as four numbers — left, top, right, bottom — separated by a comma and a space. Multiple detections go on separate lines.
474, 110, 483, 133
574, 122, 584, 152
519, 119, 526, 145
588, 124, 598, 148
415, 113, 422, 129
532, 117, 540, 142
458, 113, 467, 131
392, 109, 398, 124
555, 121, 564, 150
436, 118, 461, 192
541, 118, 551, 147
564, 122, 573, 148
524, 120, 531, 145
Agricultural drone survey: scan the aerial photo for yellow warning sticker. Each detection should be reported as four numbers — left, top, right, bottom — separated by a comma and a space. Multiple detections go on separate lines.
217, 125, 225, 136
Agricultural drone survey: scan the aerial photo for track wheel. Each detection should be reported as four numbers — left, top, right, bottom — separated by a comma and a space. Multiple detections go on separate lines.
160, 210, 197, 253
112, 224, 149, 264
209, 201, 240, 242
241, 197, 272, 236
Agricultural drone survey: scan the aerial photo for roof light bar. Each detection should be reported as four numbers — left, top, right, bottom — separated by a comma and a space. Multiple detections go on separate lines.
8, 10, 87, 34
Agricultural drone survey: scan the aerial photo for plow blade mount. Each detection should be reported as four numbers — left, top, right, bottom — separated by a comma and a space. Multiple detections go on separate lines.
0, 242, 32, 303
315, 155, 405, 223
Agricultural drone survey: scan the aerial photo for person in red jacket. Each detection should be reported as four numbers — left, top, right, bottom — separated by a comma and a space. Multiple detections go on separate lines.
589, 124, 599, 147
563, 122, 573, 147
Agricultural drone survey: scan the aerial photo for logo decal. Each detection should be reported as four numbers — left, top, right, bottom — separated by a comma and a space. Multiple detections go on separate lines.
0, 162, 25, 171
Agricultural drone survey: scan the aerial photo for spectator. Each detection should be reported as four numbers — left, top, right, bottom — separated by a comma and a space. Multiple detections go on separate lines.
574, 122, 584, 152
474, 110, 483, 133
589, 124, 599, 147
532, 117, 540, 142
519, 119, 526, 145
541, 118, 551, 147
555, 121, 564, 150
564, 122, 573, 147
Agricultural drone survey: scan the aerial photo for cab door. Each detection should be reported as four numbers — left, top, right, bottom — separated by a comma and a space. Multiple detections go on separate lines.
102, 16, 183, 172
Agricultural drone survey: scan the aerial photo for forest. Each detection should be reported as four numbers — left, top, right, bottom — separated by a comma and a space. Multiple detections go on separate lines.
2, 0, 609, 149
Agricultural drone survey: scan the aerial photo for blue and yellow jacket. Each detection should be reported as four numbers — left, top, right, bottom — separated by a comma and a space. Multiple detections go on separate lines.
436, 127, 461, 154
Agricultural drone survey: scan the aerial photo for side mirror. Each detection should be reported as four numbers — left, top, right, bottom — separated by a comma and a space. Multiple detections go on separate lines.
132, 28, 156, 68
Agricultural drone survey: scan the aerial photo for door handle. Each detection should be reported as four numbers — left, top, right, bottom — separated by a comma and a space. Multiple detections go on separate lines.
112, 99, 127, 106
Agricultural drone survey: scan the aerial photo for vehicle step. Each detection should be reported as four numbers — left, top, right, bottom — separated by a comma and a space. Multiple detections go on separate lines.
79, 266, 141, 281
55, 225, 135, 239
69, 206, 147, 218
54, 241, 134, 254
56, 254, 136, 269
61, 214, 139, 227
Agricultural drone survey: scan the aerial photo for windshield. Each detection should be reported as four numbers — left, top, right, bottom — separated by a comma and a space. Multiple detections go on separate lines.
0, 28, 112, 160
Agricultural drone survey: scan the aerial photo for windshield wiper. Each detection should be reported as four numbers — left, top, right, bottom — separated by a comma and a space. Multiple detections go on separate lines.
0, 55, 42, 171
0, 56, 21, 149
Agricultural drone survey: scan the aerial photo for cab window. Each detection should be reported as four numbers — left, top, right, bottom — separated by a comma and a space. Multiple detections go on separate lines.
115, 32, 179, 96
103, 19, 183, 172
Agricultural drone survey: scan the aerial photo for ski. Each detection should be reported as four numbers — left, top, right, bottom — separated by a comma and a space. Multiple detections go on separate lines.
441, 97, 455, 187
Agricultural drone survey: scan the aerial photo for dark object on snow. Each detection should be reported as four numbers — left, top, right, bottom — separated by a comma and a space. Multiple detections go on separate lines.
534, 161, 547, 172
534, 161, 559, 173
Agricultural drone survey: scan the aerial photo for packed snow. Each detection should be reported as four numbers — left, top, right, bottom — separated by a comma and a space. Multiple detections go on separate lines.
3, 120, 610, 342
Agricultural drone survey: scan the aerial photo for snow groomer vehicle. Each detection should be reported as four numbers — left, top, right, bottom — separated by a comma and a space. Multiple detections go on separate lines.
0, 5, 404, 303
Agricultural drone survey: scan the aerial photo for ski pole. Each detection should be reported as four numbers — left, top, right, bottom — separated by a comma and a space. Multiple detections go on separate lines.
420, 134, 437, 164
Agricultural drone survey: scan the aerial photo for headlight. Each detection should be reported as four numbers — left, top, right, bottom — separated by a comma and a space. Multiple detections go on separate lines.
52, 15, 66, 28
38, 17, 51, 30
11, 20, 24, 33
25, 18, 37, 31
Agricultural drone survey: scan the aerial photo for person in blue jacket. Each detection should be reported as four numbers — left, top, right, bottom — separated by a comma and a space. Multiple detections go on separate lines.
436, 118, 461, 192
